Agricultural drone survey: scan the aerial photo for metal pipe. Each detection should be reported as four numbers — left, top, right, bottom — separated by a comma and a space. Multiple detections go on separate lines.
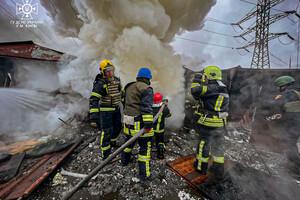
62, 103, 166, 200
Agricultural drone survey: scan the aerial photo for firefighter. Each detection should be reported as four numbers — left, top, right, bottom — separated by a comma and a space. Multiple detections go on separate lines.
182, 94, 197, 133
191, 66, 229, 185
89, 59, 123, 160
152, 92, 171, 159
266, 75, 300, 176
121, 67, 158, 182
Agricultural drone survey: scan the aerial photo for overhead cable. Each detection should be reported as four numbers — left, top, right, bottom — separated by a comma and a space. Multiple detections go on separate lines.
48, 0, 79, 48
0, 4, 48, 46
10, 0, 64, 51
175, 36, 235, 49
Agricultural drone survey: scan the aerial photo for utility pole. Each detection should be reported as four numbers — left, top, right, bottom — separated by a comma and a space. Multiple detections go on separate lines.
234, 0, 298, 69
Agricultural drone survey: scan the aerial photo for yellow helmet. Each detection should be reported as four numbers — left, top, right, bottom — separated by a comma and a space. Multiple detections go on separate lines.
203, 66, 222, 80
99, 59, 115, 74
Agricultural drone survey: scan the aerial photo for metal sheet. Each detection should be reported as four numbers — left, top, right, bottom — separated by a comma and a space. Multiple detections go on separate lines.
0, 41, 63, 61
0, 140, 81, 200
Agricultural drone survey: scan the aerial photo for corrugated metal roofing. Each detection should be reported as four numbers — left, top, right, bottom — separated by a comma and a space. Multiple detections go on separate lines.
0, 41, 64, 61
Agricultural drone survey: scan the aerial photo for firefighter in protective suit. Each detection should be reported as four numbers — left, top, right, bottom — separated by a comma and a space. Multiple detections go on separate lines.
152, 92, 171, 159
266, 76, 300, 176
191, 66, 229, 185
89, 59, 123, 160
121, 67, 158, 182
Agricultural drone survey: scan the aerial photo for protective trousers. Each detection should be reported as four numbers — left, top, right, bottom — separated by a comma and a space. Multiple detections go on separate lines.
121, 131, 152, 179
100, 109, 122, 159
195, 124, 224, 179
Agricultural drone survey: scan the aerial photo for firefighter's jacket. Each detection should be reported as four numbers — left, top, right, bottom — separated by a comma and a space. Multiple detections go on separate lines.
272, 84, 300, 123
89, 74, 124, 124
123, 77, 154, 137
191, 80, 229, 127
152, 104, 171, 133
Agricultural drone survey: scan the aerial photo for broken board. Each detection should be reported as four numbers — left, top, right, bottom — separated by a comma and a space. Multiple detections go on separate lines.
167, 154, 300, 200
0, 141, 43, 155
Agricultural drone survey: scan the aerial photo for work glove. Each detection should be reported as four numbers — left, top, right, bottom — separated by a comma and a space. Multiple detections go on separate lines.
90, 122, 97, 127
91, 121, 102, 132
163, 99, 168, 106
266, 114, 282, 121
192, 73, 202, 84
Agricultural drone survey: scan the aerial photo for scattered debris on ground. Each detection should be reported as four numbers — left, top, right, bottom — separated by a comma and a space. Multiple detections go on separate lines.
25, 121, 300, 200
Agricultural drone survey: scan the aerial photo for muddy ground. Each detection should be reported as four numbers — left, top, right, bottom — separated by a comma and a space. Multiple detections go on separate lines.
27, 121, 300, 200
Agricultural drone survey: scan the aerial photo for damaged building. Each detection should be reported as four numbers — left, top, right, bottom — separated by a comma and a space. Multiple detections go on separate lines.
0, 41, 64, 88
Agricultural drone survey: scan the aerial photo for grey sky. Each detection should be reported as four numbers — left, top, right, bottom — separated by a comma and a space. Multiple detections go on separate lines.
171, 0, 299, 70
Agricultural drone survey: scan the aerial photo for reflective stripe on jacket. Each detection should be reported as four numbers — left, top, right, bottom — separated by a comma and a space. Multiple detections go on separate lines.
191, 81, 229, 127
152, 105, 171, 133
89, 74, 123, 123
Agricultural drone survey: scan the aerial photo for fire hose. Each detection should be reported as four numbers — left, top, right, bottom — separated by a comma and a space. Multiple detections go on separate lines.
62, 102, 166, 200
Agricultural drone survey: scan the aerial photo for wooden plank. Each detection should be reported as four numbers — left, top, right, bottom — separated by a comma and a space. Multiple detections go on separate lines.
0, 141, 42, 155
167, 154, 214, 199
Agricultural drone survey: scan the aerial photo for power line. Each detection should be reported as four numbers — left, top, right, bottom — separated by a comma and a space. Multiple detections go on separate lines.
270, 52, 287, 65
206, 17, 232, 25
0, 4, 48, 46
10, 0, 64, 51
245, 49, 287, 67
205, 17, 249, 31
238, 0, 286, 13
236, 48, 250, 56
200, 28, 235, 37
270, 60, 286, 67
277, 37, 293, 45
175, 36, 235, 49
270, 52, 296, 68
48, 0, 79, 48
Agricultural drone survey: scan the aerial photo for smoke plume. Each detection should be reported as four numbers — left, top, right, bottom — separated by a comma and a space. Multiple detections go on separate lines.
41, 0, 216, 129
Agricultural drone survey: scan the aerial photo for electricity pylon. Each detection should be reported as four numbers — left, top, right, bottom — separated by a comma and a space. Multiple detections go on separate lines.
234, 0, 299, 69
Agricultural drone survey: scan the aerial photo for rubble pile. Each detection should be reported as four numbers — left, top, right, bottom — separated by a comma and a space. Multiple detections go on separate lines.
28, 122, 299, 200
30, 123, 204, 200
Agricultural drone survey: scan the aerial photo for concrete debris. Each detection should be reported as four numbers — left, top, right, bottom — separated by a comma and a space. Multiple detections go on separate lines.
28, 122, 299, 199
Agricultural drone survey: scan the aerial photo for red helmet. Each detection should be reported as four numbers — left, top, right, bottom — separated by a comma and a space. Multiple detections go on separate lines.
153, 92, 163, 103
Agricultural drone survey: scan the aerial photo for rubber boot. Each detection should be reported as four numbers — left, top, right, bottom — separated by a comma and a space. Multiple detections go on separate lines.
140, 170, 159, 182
121, 151, 131, 166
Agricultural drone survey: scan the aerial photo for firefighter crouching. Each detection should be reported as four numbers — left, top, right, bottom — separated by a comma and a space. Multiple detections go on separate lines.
89, 59, 123, 160
191, 66, 229, 185
152, 92, 171, 159
266, 75, 300, 176
121, 67, 159, 182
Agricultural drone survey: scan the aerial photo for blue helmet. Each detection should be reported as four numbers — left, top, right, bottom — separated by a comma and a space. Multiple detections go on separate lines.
137, 68, 152, 79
